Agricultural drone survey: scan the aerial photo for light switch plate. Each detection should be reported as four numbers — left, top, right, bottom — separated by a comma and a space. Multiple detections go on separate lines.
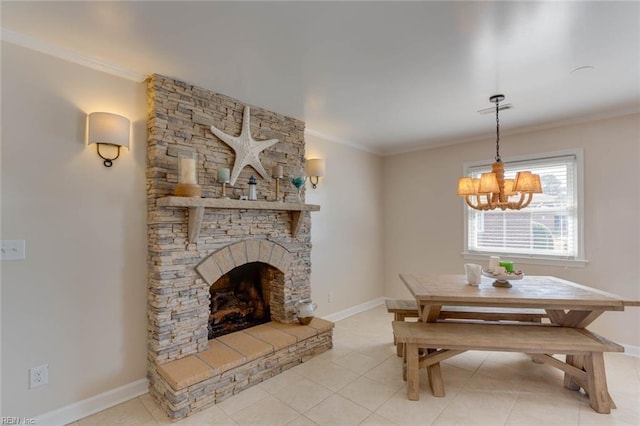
1, 240, 26, 261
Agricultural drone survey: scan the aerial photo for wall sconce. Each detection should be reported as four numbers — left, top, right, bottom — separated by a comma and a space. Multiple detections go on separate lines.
306, 158, 326, 189
87, 112, 130, 167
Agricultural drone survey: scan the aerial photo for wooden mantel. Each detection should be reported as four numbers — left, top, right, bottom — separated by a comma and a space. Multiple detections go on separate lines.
157, 196, 321, 242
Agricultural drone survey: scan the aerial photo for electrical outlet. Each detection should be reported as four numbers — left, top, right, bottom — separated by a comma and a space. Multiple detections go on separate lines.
29, 364, 48, 389
1, 240, 26, 261
328, 291, 334, 303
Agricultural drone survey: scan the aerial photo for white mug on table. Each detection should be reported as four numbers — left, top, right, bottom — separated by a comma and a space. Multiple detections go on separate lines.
464, 263, 482, 286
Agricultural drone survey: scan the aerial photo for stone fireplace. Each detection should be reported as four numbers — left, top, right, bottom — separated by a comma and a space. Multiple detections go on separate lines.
146, 75, 332, 419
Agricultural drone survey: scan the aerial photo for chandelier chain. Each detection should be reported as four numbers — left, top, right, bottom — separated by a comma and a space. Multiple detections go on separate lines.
495, 99, 501, 162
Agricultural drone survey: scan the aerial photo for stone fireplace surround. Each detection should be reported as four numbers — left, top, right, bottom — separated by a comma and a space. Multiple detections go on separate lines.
146, 75, 332, 419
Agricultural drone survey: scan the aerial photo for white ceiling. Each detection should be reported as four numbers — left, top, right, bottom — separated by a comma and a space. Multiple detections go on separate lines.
2, 1, 639, 155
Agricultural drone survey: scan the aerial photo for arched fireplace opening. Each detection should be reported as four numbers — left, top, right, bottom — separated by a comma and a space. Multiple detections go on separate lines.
208, 262, 283, 339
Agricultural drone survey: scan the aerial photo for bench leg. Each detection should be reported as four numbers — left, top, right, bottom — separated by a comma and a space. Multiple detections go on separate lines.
406, 343, 420, 400
395, 313, 405, 357
564, 355, 583, 391
584, 352, 612, 414
426, 349, 445, 397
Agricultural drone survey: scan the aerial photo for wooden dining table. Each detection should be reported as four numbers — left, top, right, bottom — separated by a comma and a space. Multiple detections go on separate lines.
399, 273, 629, 327
399, 273, 636, 406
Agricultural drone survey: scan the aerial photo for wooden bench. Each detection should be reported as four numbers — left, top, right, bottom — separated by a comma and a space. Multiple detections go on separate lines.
386, 299, 549, 355
392, 321, 624, 414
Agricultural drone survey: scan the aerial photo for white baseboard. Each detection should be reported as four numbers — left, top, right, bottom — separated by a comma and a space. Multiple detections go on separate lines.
34, 378, 148, 426
322, 297, 386, 322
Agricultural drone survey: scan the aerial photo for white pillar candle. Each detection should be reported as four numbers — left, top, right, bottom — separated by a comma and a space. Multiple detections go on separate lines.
489, 256, 500, 272
179, 157, 197, 184
272, 165, 283, 178
217, 167, 230, 183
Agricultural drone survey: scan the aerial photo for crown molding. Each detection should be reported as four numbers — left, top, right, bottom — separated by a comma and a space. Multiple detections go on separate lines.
1, 28, 146, 82
304, 128, 382, 156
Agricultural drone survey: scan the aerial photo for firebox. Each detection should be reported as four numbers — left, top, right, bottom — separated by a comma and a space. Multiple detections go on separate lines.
208, 262, 283, 338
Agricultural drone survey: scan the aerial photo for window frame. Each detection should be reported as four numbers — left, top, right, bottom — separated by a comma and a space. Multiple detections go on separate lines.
461, 148, 588, 268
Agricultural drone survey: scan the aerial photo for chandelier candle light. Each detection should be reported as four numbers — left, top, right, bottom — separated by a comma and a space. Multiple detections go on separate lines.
457, 95, 542, 211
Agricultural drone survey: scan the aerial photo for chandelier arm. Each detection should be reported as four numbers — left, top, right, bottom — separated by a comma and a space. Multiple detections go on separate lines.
464, 195, 482, 211
519, 193, 535, 209
509, 193, 527, 210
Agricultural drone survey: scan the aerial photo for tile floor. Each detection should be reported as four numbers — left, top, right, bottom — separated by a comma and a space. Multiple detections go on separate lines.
72, 305, 639, 425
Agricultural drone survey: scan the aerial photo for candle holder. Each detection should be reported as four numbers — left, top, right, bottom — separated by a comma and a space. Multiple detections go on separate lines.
217, 167, 231, 199
272, 165, 283, 202
175, 152, 201, 197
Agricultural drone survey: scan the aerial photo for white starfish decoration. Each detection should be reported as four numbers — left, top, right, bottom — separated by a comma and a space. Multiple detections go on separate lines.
210, 107, 279, 185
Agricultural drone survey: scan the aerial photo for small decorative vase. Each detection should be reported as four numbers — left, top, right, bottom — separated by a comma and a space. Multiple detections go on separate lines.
295, 299, 317, 325
290, 176, 306, 202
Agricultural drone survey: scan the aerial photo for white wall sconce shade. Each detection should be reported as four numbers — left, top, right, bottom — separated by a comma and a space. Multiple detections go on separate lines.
87, 112, 130, 167
306, 158, 325, 189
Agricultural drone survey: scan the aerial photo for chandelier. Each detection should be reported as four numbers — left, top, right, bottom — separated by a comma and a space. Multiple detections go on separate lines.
457, 94, 542, 211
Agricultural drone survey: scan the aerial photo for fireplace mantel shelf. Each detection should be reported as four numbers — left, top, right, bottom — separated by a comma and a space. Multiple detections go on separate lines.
157, 196, 321, 241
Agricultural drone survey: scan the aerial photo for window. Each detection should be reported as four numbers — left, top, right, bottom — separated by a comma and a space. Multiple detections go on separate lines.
463, 150, 585, 265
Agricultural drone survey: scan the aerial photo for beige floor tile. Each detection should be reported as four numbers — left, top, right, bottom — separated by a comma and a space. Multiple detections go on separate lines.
432, 389, 518, 425
273, 377, 333, 412
177, 404, 237, 425
217, 385, 270, 416
77, 398, 157, 426
364, 357, 406, 390
286, 415, 319, 426
304, 394, 372, 425
259, 367, 305, 395
332, 351, 384, 375
231, 395, 299, 425
294, 360, 360, 392
314, 345, 355, 362
359, 413, 398, 425
138, 394, 174, 425
505, 391, 580, 425
338, 375, 401, 411
375, 388, 448, 426
353, 342, 395, 365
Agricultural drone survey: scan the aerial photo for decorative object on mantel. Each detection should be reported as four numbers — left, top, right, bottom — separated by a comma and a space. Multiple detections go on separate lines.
457, 94, 542, 210
174, 152, 202, 197
306, 158, 326, 189
210, 107, 280, 185
272, 165, 283, 201
248, 175, 257, 200
290, 175, 307, 202
87, 112, 130, 167
217, 167, 230, 199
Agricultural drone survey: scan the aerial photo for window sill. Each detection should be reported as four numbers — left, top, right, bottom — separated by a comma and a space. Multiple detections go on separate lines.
461, 252, 589, 268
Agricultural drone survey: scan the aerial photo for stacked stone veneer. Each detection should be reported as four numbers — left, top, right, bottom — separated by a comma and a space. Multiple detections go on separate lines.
146, 74, 331, 419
